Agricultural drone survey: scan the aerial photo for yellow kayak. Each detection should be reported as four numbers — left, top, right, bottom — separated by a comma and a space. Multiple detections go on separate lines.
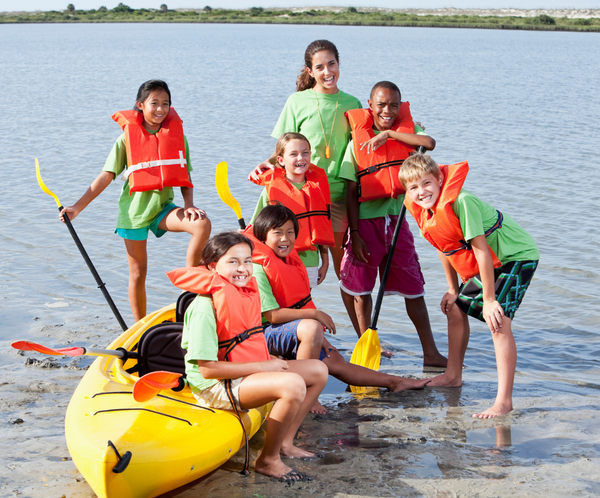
65, 302, 271, 498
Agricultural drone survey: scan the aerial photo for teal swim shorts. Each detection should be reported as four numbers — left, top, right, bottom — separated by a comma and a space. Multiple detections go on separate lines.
115, 203, 178, 241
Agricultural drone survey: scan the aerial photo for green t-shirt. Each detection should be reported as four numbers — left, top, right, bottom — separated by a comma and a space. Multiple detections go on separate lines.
252, 263, 280, 324
250, 183, 320, 268
451, 190, 540, 264
102, 131, 193, 229
181, 295, 219, 392
272, 89, 362, 203
339, 125, 425, 220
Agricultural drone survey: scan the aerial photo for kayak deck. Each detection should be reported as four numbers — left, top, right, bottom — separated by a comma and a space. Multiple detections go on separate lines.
65, 303, 271, 498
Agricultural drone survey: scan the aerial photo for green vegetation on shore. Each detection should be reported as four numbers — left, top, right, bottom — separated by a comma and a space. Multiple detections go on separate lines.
2, 4, 599, 32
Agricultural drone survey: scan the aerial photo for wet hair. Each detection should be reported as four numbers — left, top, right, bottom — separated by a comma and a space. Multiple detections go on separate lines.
296, 39, 340, 92
134, 79, 172, 112
370, 81, 401, 101
398, 154, 442, 189
253, 204, 299, 243
200, 231, 254, 269
273, 132, 311, 167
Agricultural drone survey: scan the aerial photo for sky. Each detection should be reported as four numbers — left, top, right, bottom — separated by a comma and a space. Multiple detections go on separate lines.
3, 1, 600, 12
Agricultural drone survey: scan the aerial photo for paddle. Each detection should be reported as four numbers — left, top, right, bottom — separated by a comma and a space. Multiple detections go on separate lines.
11, 340, 135, 360
349, 146, 426, 371
132, 371, 183, 402
35, 158, 128, 331
216, 161, 246, 229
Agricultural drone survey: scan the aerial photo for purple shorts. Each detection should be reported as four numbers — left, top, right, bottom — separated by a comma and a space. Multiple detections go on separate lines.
340, 215, 426, 298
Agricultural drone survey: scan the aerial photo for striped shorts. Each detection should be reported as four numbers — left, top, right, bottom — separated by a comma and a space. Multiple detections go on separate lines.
456, 260, 538, 321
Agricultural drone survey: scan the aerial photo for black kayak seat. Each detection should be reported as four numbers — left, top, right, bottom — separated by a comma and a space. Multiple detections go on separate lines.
133, 292, 199, 377
176, 291, 198, 322
136, 322, 186, 376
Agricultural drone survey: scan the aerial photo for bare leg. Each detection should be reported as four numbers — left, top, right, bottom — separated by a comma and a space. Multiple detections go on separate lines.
123, 239, 148, 322
280, 360, 328, 456
473, 316, 516, 418
330, 231, 345, 279
296, 319, 324, 360
295, 320, 327, 414
404, 297, 447, 367
238, 360, 328, 479
341, 288, 362, 337
427, 305, 469, 387
323, 350, 429, 391
158, 207, 211, 267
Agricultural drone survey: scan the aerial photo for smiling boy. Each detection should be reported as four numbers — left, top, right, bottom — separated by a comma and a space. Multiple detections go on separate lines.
338, 81, 446, 366
245, 204, 431, 413
399, 154, 539, 418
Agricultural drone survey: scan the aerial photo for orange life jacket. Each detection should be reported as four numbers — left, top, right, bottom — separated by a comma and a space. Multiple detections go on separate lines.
346, 104, 415, 202
112, 108, 193, 194
404, 161, 503, 283
243, 226, 315, 310
251, 166, 334, 252
166, 267, 269, 363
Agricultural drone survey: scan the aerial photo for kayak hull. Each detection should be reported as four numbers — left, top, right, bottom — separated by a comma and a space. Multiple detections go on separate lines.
65, 304, 271, 498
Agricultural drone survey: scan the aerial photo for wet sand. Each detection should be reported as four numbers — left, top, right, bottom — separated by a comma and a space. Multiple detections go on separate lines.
4, 322, 600, 497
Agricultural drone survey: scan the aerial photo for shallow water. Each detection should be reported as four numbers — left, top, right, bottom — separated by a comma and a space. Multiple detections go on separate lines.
1, 22, 600, 497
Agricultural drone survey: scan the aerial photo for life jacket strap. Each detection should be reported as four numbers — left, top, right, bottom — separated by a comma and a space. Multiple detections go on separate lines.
218, 326, 264, 360
223, 378, 250, 475
295, 204, 331, 221
442, 210, 504, 256
122, 150, 187, 180
289, 294, 313, 309
355, 159, 405, 180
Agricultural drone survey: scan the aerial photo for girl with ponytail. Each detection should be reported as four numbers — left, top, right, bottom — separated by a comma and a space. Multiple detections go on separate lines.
249, 40, 361, 279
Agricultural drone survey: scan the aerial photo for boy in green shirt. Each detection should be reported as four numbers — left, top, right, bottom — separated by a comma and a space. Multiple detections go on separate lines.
339, 81, 446, 366
400, 154, 539, 418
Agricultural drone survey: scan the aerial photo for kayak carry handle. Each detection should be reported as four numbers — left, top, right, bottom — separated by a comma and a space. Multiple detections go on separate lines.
108, 440, 132, 474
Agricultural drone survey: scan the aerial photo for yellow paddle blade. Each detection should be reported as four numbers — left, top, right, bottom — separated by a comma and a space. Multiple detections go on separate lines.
35, 158, 61, 207
215, 161, 242, 220
350, 327, 381, 371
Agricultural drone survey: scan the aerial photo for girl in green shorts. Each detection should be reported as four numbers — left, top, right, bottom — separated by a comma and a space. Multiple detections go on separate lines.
60, 79, 211, 321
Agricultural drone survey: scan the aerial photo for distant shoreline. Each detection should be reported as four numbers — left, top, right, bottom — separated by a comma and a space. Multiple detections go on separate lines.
2, 6, 598, 32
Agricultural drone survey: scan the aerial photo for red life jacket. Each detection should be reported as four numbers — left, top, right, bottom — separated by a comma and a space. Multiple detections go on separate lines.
404, 161, 503, 283
243, 226, 315, 310
166, 267, 269, 363
251, 166, 334, 252
346, 104, 415, 202
112, 108, 194, 194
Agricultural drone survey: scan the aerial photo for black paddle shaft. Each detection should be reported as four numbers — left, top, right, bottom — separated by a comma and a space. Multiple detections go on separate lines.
58, 206, 128, 331
369, 145, 425, 331
369, 203, 407, 331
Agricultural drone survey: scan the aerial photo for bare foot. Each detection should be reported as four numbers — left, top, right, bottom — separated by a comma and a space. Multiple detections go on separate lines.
254, 457, 293, 480
381, 346, 395, 358
423, 352, 448, 368
389, 377, 431, 392
280, 444, 315, 459
473, 403, 513, 419
425, 372, 462, 387
310, 399, 327, 414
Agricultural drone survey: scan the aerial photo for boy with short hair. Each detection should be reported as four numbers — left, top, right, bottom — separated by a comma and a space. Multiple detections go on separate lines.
245, 204, 431, 413
399, 154, 539, 418
339, 81, 446, 366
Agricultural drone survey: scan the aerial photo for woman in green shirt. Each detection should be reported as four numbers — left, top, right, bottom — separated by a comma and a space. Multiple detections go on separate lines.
250, 40, 362, 278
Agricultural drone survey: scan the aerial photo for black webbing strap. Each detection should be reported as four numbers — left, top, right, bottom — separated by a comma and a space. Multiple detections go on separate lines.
295, 204, 331, 221
218, 326, 264, 361
355, 159, 405, 180
223, 378, 250, 475
443, 210, 504, 257
289, 294, 313, 310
